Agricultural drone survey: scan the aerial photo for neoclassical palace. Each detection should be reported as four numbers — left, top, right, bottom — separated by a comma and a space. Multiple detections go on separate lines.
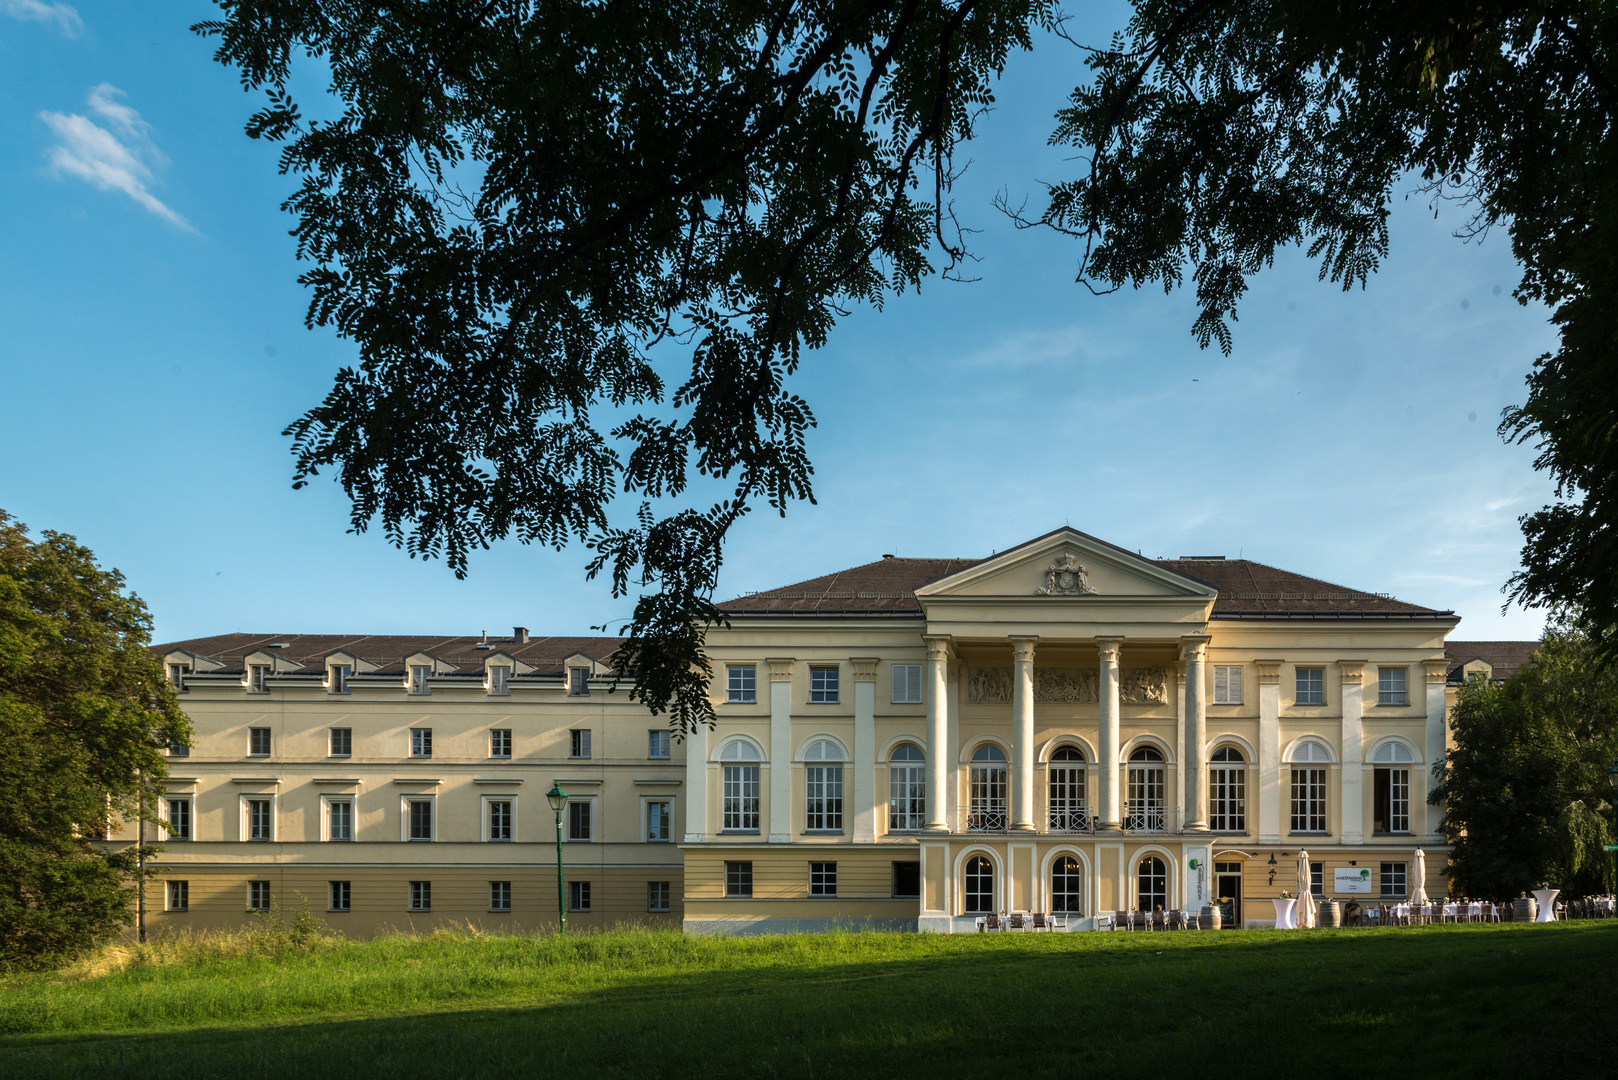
136, 528, 1519, 934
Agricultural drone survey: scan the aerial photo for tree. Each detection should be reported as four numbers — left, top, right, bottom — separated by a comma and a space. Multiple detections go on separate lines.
194, 0, 1052, 732
1020, 0, 1618, 650
0, 510, 190, 968
1432, 623, 1617, 900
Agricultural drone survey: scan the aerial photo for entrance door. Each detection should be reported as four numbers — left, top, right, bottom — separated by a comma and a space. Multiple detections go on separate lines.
1215, 861, 1243, 928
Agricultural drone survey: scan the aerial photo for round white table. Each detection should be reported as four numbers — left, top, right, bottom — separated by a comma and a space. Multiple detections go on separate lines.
1272, 897, 1298, 929
1532, 888, 1560, 922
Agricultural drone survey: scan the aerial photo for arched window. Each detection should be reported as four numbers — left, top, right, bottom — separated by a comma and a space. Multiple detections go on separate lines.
1371, 741, 1414, 764
968, 745, 1008, 831
719, 740, 761, 831
964, 855, 995, 914
1209, 746, 1246, 832
1048, 746, 1087, 831
1126, 746, 1166, 832
1372, 741, 1414, 835
1136, 856, 1168, 912
1287, 740, 1329, 833
1051, 856, 1084, 914
888, 744, 925, 832
803, 739, 844, 832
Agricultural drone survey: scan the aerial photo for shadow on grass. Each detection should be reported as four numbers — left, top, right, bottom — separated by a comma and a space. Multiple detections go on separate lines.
6, 924, 1616, 1080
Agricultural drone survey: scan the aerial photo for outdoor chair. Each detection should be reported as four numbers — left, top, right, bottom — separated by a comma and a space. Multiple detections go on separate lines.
1031, 912, 1050, 931
1165, 910, 1181, 930
1152, 911, 1167, 931
1114, 909, 1132, 931
1008, 912, 1027, 931
983, 913, 1002, 932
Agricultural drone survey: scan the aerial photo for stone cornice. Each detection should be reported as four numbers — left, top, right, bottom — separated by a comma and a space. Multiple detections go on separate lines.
1423, 658, 1450, 683
850, 657, 880, 683
1254, 659, 1284, 684
766, 658, 796, 682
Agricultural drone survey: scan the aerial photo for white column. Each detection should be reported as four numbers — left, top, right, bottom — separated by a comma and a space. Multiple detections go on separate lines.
852, 658, 879, 843
683, 718, 708, 843
1010, 636, 1038, 832
1173, 663, 1187, 824
1423, 659, 1448, 843
946, 658, 961, 824
1182, 635, 1210, 833
1256, 660, 1282, 843
1096, 637, 1123, 831
1339, 660, 1365, 845
924, 637, 950, 831
767, 658, 794, 843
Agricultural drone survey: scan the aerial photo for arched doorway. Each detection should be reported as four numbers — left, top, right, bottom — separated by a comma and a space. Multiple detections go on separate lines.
968, 745, 1008, 831
1126, 746, 1166, 831
964, 855, 995, 913
1050, 855, 1084, 915
1136, 855, 1168, 912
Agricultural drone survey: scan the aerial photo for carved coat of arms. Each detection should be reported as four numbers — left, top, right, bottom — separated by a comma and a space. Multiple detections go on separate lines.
1035, 552, 1096, 596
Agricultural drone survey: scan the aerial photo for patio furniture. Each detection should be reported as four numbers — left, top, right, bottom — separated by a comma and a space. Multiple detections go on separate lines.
1532, 889, 1560, 922
1008, 912, 1027, 931
1272, 897, 1298, 930
1114, 909, 1132, 931
983, 913, 1002, 932
1093, 912, 1114, 931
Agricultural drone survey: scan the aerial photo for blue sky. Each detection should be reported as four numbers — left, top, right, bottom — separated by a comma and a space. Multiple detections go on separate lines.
0, 2, 1557, 645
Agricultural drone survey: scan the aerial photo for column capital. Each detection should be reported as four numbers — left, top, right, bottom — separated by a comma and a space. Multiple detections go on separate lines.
1423, 658, 1450, 683
923, 635, 953, 663
766, 657, 796, 682
1337, 659, 1366, 683
850, 657, 880, 683
1255, 659, 1284, 684
1179, 634, 1211, 661
1095, 635, 1124, 663
1009, 635, 1038, 663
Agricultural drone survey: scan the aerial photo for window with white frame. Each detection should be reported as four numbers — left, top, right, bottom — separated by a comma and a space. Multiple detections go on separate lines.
488, 665, 509, 696
1380, 862, 1407, 897
720, 740, 762, 831
963, 855, 994, 913
249, 727, 271, 756
329, 664, 351, 694
410, 728, 433, 758
248, 664, 269, 693
1213, 665, 1244, 705
568, 799, 592, 841
892, 664, 922, 704
409, 880, 431, 911
1310, 861, 1325, 898
488, 799, 513, 841
1377, 667, 1409, 706
888, 744, 925, 831
1126, 746, 1167, 832
1295, 667, 1325, 706
330, 727, 352, 757
809, 861, 837, 896
969, 744, 1009, 831
1051, 856, 1084, 914
167, 880, 189, 911
327, 798, 353, 841
646, 800, 671, 842
1208, 747, 1246, 832
1136, 856, 1168, 912
330, 880, 351, 912
809, 666, 839, 703
168, 737, 189, 758
246, 798, 273, 841
166, 798, 191, 841
409, 665, 431, 695
1372, 741, 1414, 834
570, 729, 591, 759
490, 881, 511, 912
803, 739, 844, 832
1047, 746, 1087, 831
168, 663, 189, 693
1288, 740, 1330, 833
568, 880, 591, 911
648, 730, 670, 759
247, 880, 271, 911
568, 667, 590, 696
726, 665, 756, 703
407, 798, 433, 841
725, 861, 752, 896
648, 881, 671, 912
490, 729, 512, 758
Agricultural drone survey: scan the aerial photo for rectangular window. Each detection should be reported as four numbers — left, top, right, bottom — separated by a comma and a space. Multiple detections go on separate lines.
1290, 768, 1327, 833
648, 730, 670, 759
1374, 768, 1411, 834
168, 738, 189, 758
1310, 862, 1324, 898
1380, 862, 1408, 897
330, 880, 351, 912
328, 799, 352, 842
409, 666, 431, 695
648, 881, 671, 913
1213, 665, 1244, 705
1295, 667, 1325, 706
249, 727, 271, 756
166, 798, 191, 841
490, 881, 511, 912
247, 880, 271, 911
249, 665, 269, 693
725, 860, 753, 897
726, 665, 757, 703
568, 880, 591, 911
490, 729, 512, 758
1378, 667, 1409, 706
168, 663, 189, 692
569, 668, 590, 696
805, 765, 844, 831
568, 799, 592, 841
330, 727, 352, 757
892, 663, 922, 704
330, 664, 351, 694
1208, 765, 1245, 832
722, 765, 760, 831
810, 861, 837, 897
570, 729, 592, 759
410, 728, 433, 758
167, 880, 189, 911
488, 799, 513, 841
646, 800, 671, 842
889, 759, 926, 832
408, 799, 433, 841
409, 881, 431, 911
247, 798, 272, 841
892, 861, 921, 899
488, 666, 509, 695
809, 666, 839, 703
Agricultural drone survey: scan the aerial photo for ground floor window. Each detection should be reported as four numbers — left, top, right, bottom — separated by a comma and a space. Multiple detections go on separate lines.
725, 861, 753, 897
247, 880, 270, 911
1051, 856, 1084, 914
648, 881, 671, 912
1380, 862, 1407, 897
329, 880, 350, 912
167, 880, 188, 911
490, 881, 511, 912
569, 880, 591, 912
964, 855, 994, 913
892, 861, 920, 899
810, 861, 837, 896
409, 881, 431, 912
1136, 856, 1167, 912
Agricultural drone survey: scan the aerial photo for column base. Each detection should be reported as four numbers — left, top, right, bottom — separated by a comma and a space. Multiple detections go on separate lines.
923, 822, 950, 833
1096, 821, 1123, 833
1012, 822, 1037, 833
768, 833, 791, 844
1183, 822, 1210, 834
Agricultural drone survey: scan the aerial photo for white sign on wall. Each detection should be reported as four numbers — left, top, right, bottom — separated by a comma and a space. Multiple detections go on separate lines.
1186, 847, 1210, 907
1334, 867, 1374, 894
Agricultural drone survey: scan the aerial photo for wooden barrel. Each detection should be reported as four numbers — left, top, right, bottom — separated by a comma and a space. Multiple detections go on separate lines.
1513, 898, 1536, 922
1199, 903, 1223, 930
1319, 901, 1341, 927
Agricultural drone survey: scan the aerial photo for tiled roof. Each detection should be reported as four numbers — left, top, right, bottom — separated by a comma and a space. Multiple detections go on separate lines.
152, 632, 624, 675
1444, 640, 1539, 683
1156, 559, 1447, 617
717, 557, 982, 616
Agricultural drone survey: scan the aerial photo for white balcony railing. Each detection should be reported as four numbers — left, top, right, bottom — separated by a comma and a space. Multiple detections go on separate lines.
945, 804, 1180, 834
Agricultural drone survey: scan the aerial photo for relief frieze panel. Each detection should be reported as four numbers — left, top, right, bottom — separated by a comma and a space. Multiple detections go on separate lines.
966, 665, 1169, 705
1034, 668, 1097, 703
1119, 667, 1169, 705
967, 666, 1012, 704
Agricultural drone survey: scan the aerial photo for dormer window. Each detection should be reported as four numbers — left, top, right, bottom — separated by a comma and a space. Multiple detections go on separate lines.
167, 663, 189, 693
248, 665, 270, 694
489, 665, 509, 696
409, 665, 431, 695
569, 667, 590, 696
329, 664, 351, 694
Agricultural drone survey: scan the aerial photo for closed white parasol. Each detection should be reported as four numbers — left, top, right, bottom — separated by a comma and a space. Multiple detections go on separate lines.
1297, 850, 1317, 928
1411, 848, 1429, 906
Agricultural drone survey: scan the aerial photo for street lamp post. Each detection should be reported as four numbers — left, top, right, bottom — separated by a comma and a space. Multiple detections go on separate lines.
547, 783, 569, 935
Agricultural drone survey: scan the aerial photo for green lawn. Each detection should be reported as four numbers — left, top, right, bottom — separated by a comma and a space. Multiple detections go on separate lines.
3, 922, 1616, 1078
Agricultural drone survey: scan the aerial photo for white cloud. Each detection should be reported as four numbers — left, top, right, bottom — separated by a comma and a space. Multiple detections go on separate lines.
1, 0, 82, 37
39, 84, 195, 232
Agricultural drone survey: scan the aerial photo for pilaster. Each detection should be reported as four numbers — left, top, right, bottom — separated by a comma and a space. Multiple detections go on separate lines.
766, 657, 795, 843
683, 718, 709, 843
1338, 660, 1366, 845
1255, 659, 1283, 843
851, 657, 879, 843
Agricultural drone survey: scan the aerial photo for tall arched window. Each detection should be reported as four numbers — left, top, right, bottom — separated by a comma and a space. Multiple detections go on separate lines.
1126, 746, 1166, 831
1048, 746, 1087, 831
1051, 855, 1084, 914
1372, 741, 1414, 834
719, 739, 761, 831
803, 739, 844, 832
968, 745, 1008, 831
964, 855, 995, 913
1209, 746, 1246, 832
888, 744, 925, 831
1136, 855, 1168, 912
1287, 739, 1331, 834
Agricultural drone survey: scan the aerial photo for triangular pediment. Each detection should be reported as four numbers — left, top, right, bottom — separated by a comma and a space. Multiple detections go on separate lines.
242, 649, 305, 672
914, 528, 1218, 600
483, 650, 535, 674
321, 649, 378, 673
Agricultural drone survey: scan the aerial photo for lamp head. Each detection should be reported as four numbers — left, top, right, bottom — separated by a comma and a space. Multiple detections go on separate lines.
1268, 854, 1277, 865
547, 783, 569, 813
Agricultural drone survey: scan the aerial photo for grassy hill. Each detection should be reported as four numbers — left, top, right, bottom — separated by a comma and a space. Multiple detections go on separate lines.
3, 921, 1615, 1078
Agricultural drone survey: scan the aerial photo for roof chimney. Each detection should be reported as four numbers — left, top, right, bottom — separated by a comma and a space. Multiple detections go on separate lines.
882, 553, 895, 560
513, 626, 529, 644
